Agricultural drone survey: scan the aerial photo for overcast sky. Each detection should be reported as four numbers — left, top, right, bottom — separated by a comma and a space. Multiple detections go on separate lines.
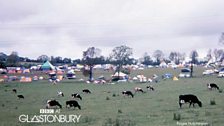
0, 0, 223, 59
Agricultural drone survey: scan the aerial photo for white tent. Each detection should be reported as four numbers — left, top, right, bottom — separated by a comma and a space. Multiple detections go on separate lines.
137, 75, 147, 82
160, 61, 167, 68
67, 70, 75, 74
112, 72, 127, 77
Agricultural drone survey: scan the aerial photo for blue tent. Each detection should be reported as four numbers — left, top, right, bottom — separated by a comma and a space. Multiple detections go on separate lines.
40, 61, 55, 71
163, 73, 173, 79
181, 68, 191, 73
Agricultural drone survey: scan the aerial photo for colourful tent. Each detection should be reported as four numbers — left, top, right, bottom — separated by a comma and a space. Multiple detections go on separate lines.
33, 76, 38, 81
8, 70, 16, 74
57, 75, 63, 81
173, 76, 179, 81
40, 61, 55, 71
23, 69, 30, 73
0, 79, 4, 83
57, 70, 64, 74
20, 76, 32, 82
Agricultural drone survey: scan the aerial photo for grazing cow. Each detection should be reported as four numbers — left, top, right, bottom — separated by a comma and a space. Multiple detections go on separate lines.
57, 91, 64, 97
122, 91, 134, 98
17, 95, 24, 99
46, 100, 62, 109
66, 100, 81, 110
146, 85, 154, 91
207, 83, 219, 90
12, 89, 17, 94
71, 93, 82, 100
83, 89, 91, 94
134, 87, 144, 93
179, 94, 202, 108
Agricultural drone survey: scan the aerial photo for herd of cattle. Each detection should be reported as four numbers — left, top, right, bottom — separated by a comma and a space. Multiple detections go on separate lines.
10, 82, 220, 110
178, 83, 220, 108
122, 83, 220, 108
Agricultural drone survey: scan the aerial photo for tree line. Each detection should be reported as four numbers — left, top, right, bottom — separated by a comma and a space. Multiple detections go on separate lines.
0, 46, 224, 69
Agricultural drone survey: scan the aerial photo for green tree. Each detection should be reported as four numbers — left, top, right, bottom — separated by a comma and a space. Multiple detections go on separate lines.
6, 51, 19, 67
153, 50, 164, 65
169, 51, 182, 64
142, 52, 152, 65
213, 49, 224, 62
190, 50, 198, 64
109, 45, 133, 77
0, 52, 7, 62
37, 55, 49, 63
82, 47, 102, 81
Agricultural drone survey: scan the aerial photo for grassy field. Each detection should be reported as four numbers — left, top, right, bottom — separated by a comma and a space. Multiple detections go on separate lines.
0, 67, 224, 126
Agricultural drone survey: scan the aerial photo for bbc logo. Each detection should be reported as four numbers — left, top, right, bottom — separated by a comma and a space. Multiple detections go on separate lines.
40, 109, 54, 114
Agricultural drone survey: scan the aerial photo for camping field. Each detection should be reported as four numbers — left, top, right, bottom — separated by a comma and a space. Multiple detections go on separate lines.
0, 67, 224, 126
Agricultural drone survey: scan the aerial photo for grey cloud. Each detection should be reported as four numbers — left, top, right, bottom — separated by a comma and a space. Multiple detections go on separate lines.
0, 0, 223, 59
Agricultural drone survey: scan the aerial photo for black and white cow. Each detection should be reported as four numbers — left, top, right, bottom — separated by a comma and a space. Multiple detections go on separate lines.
83, 89, 91, 94
71, 93, 82, 100
122, 91, 134, 98
179, 94, 202, 108
12, 89, 17, 94
57, 91, 64, 97
46, 100, 62, 109
146, 85, 154, 91
207, 83, 219, 90
17, 95, 24, 99
134, 87, 144, 93
66, 100, 81, 110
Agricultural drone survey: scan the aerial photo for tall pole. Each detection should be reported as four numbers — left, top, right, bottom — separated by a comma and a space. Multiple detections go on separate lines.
190, 63, 193, 77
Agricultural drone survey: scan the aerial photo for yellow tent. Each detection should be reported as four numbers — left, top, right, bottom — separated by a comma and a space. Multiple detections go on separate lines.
57, 75, 63, 81
20, 76, 32, 82
0, 79, 4, 83
173, 76, 179, 81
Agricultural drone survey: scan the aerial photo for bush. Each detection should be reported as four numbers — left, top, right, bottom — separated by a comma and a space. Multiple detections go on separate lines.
118, 109, 122, 114
210, 99, 216, 105
103, 118, 112, 126
218, 89, 223, 93
173, 113, 181, 121
106, 96, 110, 100
112, 93, 116, 97
103, 117, 136, 126
81, 116, 94, 124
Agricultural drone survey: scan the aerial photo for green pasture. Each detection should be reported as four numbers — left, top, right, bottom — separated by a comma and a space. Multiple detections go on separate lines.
0, 67, 223, 126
